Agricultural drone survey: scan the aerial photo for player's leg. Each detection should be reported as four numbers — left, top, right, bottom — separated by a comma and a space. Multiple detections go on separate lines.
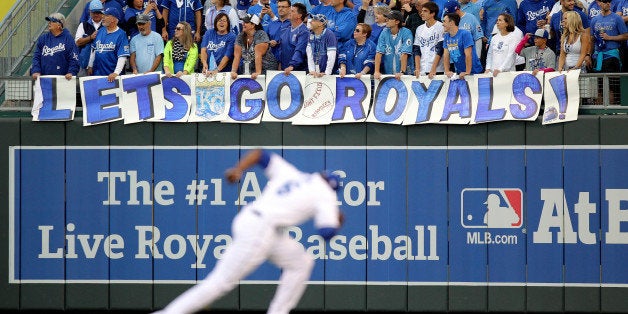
158, 212, 275, 314
266, 235, 315, 314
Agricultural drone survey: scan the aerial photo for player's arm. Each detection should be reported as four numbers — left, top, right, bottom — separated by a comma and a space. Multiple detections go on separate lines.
225, 149, 269, 183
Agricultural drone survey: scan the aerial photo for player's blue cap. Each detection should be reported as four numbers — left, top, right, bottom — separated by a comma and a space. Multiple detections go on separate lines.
321, 171, 340, 191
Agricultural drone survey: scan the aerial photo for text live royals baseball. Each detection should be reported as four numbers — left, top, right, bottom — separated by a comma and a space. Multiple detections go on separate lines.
9, 147, 628, 283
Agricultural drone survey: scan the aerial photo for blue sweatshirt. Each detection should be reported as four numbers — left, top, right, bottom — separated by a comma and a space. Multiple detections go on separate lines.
31, 28, 79, 76
316, 6, 358, 45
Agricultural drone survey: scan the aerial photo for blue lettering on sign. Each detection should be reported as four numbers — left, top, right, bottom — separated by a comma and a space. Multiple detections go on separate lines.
441, 79, 471, 121
510, 73, 541, 119
83, 78, 121, 124
229, 78, 264, 121
38, 77, 72, 120
266, 74, 303, 119
411, 79, 444, 123
333, 77, 368, 121
475, 76, 505, 123
122, 73, 161, 120
372, 77, 408, 122
162, 77, 191, 121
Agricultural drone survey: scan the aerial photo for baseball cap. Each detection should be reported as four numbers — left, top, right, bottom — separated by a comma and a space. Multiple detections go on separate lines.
45, 13, 65, 26
384, 10, 404, 22
136, 14, 150, 24
320, 171, 341, 191
534, 28, 549, 39
599, 0, 611, 3
89, 0, 104, 13
443, 0, 460, 14
310, 13, 327, 25
241, 14, 261, 25
103, 7, 121, 19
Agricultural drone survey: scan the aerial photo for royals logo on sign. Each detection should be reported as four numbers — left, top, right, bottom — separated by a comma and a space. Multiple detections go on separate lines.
461, 188, 523, 228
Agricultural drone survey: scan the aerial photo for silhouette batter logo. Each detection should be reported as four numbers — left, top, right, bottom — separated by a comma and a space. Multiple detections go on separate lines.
461, 188, 523, 228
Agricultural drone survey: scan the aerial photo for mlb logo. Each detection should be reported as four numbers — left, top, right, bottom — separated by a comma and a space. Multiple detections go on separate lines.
461, 188, 523, 228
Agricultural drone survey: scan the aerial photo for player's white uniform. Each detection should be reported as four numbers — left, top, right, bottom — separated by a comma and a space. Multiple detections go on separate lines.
158, 153, 340, 314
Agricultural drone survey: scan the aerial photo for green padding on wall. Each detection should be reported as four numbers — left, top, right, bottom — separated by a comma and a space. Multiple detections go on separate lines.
407, 124, 447, 146
488, 286, 525, 312
449, 286, 487, 312
527, 287, 564, 312
367, 285, 407, 311
367, 123, 407, 146
66, 117, 109, 146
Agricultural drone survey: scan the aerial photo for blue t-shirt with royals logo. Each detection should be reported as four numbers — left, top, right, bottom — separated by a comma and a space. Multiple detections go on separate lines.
31, 28, 79, 76
200, 29, 236, 71
443, 28, 483, 74
91, 28, 130, 76
517, 0, 553, 35
590, 12, 628, 53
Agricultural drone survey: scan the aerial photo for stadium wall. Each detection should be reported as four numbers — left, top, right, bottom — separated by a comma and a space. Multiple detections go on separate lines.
1, 116, 627, 312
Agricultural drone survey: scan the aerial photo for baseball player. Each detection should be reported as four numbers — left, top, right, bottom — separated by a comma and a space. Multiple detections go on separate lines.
154, 149, 344, 314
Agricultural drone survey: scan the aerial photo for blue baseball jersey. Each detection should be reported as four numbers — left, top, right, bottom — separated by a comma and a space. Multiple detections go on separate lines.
91, 27, 130, 76
201, 29, 236, 71
460, 13, 485, 41
31, 29, 79, 76
161, 0, 204, 38
443, 29, 483, 74
460, 1, 482, 24
338, 38, 377, 74
375, 27, 414, 74
591, 13, 628, 53
517, 0, 553, 35
279, 23, 309, 70
307, 28, 337, 72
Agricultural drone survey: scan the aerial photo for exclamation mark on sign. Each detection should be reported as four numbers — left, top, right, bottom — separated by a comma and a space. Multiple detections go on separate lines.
548, 75, 568, 120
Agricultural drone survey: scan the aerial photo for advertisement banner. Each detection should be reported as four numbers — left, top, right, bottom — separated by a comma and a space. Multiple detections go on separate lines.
9, 146, 628, 285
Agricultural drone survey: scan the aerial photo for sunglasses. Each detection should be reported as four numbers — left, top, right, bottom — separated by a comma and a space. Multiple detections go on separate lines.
354, 29, 362, 33
175, 27, 183, 30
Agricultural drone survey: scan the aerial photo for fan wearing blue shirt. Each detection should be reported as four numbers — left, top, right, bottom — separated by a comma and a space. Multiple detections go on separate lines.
161, 0, 204, 41
442, 13, 483, 78
88, 7, 130, 82
374, 10, 414, 79
32, 13, 79, 79
281, 3, 310, 73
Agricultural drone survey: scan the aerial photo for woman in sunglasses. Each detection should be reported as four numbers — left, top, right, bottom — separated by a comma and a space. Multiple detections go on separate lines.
338, 23, 377, 78
163, 21, 199, 77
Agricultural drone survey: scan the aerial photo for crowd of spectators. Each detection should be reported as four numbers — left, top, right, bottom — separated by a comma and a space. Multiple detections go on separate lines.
31, 0, 628, 84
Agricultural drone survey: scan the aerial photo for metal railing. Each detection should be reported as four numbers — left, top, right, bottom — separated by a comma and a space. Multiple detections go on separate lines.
1, 74, 626, 113
0, 0, 73, 77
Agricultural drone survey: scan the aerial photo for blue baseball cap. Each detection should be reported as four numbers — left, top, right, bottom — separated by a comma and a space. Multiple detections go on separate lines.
89, 0, 104, 13
103, 7, 121, 19
443, 0, 460, 14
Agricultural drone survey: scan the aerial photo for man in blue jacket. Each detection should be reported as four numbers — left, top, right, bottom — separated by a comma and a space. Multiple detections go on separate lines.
31, 13, 79, 80
281, 3, 310, 73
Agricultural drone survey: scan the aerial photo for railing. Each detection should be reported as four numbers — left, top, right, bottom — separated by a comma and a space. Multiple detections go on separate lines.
0, 73, 626, 113
0, 0, 73, 77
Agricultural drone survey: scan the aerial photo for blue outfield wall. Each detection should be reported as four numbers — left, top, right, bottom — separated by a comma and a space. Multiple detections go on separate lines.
1, 116, 627, 312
